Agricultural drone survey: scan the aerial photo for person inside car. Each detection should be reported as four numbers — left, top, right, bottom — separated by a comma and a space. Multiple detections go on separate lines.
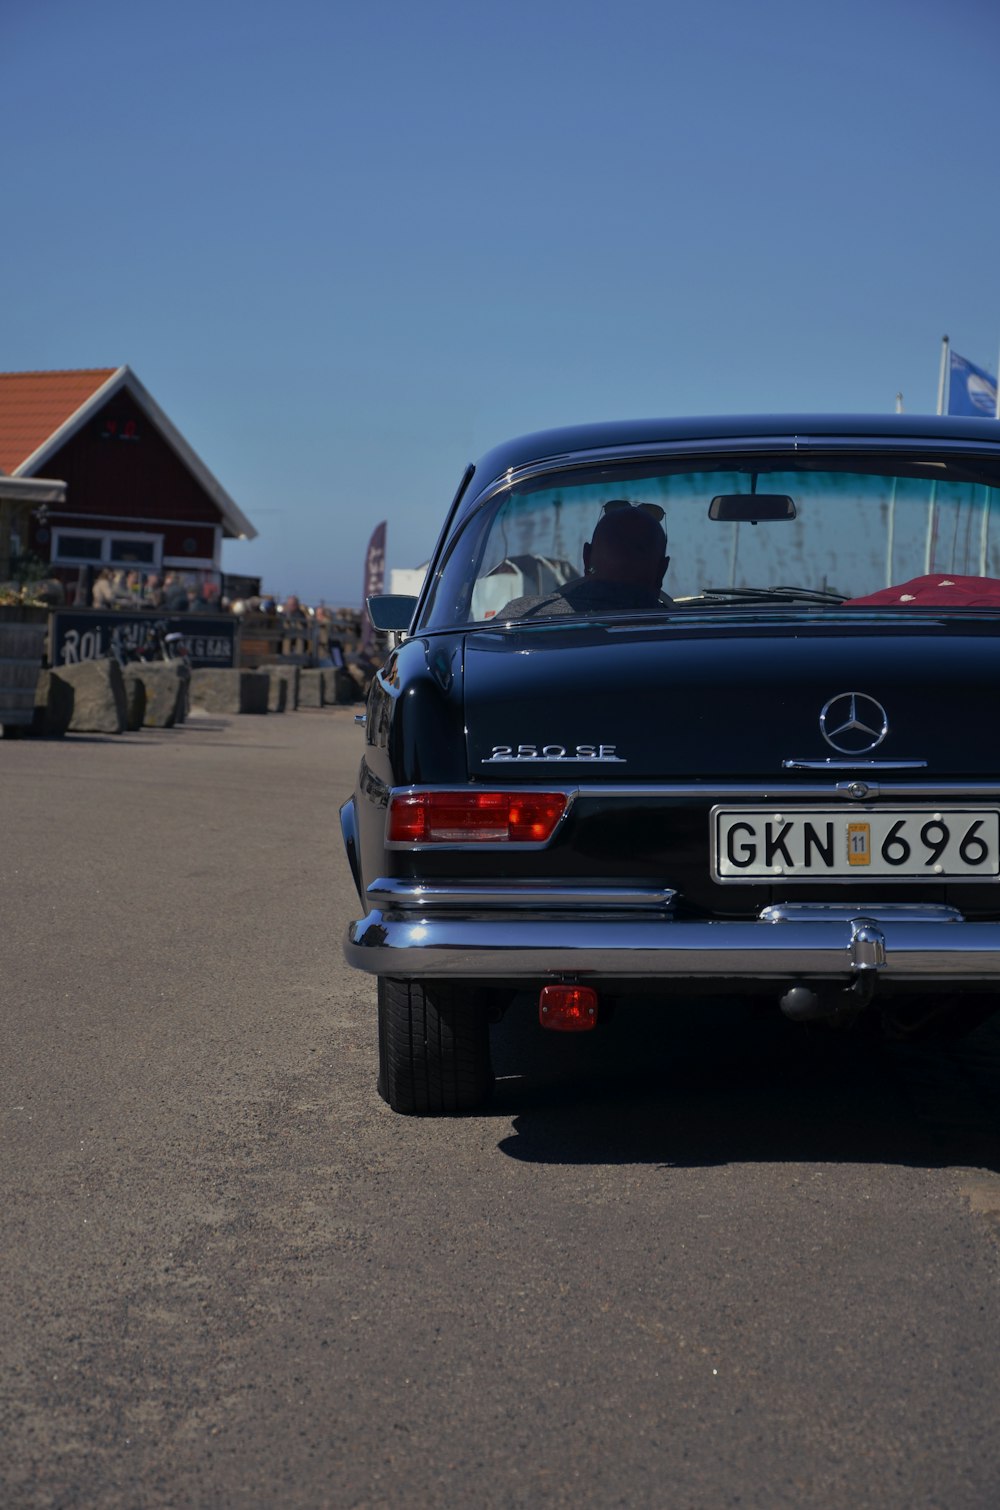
495, 500, 673, 619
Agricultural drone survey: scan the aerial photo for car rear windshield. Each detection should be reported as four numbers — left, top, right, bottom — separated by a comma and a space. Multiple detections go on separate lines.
419, 449, 1000, 627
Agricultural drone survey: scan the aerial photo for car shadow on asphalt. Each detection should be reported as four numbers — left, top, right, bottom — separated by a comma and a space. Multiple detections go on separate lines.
490, 995, 1000, 1172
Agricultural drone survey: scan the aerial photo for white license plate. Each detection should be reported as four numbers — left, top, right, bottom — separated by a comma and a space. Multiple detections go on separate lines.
712, 806, 1000, 882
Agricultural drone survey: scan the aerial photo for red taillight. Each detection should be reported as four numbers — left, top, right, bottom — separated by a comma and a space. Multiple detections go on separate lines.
539, 985, 599, 1032
387, 790, 567, 844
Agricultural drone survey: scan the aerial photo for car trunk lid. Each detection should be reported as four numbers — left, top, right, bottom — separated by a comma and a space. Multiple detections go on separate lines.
462, 616, 1000, 779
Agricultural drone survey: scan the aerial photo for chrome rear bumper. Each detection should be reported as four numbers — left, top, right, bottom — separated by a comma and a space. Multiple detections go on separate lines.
344, 885, 1000, 984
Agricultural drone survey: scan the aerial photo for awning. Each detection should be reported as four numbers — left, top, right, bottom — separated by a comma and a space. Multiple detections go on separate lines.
0, 475, 67, 504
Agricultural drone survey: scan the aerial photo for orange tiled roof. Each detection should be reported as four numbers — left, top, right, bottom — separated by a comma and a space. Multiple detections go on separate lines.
0, 368, 118, 473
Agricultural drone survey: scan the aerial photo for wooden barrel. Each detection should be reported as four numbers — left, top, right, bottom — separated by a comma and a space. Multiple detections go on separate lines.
0, 621, 47, 727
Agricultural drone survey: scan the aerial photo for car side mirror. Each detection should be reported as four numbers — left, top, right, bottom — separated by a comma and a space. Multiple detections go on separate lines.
709, 494, 797, 522
366, 594, 418, 633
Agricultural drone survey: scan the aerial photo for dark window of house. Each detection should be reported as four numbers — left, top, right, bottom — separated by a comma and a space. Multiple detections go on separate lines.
55, 534, 103, 561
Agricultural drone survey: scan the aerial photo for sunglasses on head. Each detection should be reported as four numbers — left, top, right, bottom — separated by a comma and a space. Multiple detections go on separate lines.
601, 498, 665, 522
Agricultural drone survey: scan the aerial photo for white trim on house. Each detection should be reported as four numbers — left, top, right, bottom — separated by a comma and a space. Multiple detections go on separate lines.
12, 366, 257, 541
51, 525, 164, 570
43, 510, 228, 530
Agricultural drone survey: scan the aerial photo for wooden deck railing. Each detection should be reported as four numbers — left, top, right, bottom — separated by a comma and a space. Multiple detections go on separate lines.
236, 611, 365, 669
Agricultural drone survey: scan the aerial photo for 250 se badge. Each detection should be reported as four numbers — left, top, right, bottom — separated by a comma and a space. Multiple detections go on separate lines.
486, 744, 624, 762
714, 807, 1000, 881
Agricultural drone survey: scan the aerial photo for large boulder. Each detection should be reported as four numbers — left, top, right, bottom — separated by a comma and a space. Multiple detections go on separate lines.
49, 658, 127, 734
31, 669, 75, 737
298, 668, 324, 708
190, 668, 269, 715
122, 675, 147, 732
296, 666, 357, 707
265, 664, 298, 712
329, 665, 361, 703
123, 662, 189, 728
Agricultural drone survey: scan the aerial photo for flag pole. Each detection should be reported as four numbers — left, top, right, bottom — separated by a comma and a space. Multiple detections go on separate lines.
937, 334, 949, 415
886, 394, 903, 586
925, 337, 949, 572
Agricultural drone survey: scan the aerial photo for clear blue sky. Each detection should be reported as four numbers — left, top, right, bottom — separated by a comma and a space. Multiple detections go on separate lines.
3, 0, 998, 606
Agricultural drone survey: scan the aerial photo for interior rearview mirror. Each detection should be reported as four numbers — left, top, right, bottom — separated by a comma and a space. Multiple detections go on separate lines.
709, 494, 797, 522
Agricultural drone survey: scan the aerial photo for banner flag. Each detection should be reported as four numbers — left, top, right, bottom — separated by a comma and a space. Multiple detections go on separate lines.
947, 349, 998, 417
361, 520, 386, 648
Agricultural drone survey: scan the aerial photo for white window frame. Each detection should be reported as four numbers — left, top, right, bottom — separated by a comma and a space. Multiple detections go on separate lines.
52, 527, 163, 569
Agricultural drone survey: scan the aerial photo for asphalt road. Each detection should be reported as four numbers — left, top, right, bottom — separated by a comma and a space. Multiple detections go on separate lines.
3, 708, 1000, 1509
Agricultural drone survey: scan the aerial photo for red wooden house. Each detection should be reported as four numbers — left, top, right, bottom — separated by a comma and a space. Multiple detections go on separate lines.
0, 367, 256, 601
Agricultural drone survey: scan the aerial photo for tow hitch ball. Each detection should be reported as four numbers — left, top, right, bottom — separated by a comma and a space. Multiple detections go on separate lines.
780, 974, 878, 1023
779, 916, 885, 1022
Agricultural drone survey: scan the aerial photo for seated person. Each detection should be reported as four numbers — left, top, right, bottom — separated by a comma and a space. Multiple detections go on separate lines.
496, 500, 673, 619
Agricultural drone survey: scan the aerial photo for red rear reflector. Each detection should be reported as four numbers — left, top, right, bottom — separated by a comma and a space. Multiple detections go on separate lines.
387, 791, 566, 844
539, 985, 599, 1032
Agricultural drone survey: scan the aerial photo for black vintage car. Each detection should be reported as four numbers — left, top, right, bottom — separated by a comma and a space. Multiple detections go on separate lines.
341, 414, 1000, 1114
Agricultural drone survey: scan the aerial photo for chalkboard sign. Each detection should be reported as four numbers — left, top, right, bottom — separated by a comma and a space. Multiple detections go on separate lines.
50, 611, 238, 669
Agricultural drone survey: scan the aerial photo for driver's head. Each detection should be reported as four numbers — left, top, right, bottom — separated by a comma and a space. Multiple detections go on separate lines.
583, 501, 670, 593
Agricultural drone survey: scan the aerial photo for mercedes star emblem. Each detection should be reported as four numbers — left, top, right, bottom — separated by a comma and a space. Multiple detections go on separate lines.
819, 692, 889, 754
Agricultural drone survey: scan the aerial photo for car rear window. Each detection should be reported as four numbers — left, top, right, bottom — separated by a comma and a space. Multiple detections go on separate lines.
419, 451, 1000, 628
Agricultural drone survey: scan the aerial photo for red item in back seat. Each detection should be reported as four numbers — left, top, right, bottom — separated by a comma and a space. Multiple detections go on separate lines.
845, 573, 1000, 608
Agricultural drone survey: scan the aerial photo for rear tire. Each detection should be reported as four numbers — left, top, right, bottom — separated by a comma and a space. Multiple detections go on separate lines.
377, 977, 493, 1115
